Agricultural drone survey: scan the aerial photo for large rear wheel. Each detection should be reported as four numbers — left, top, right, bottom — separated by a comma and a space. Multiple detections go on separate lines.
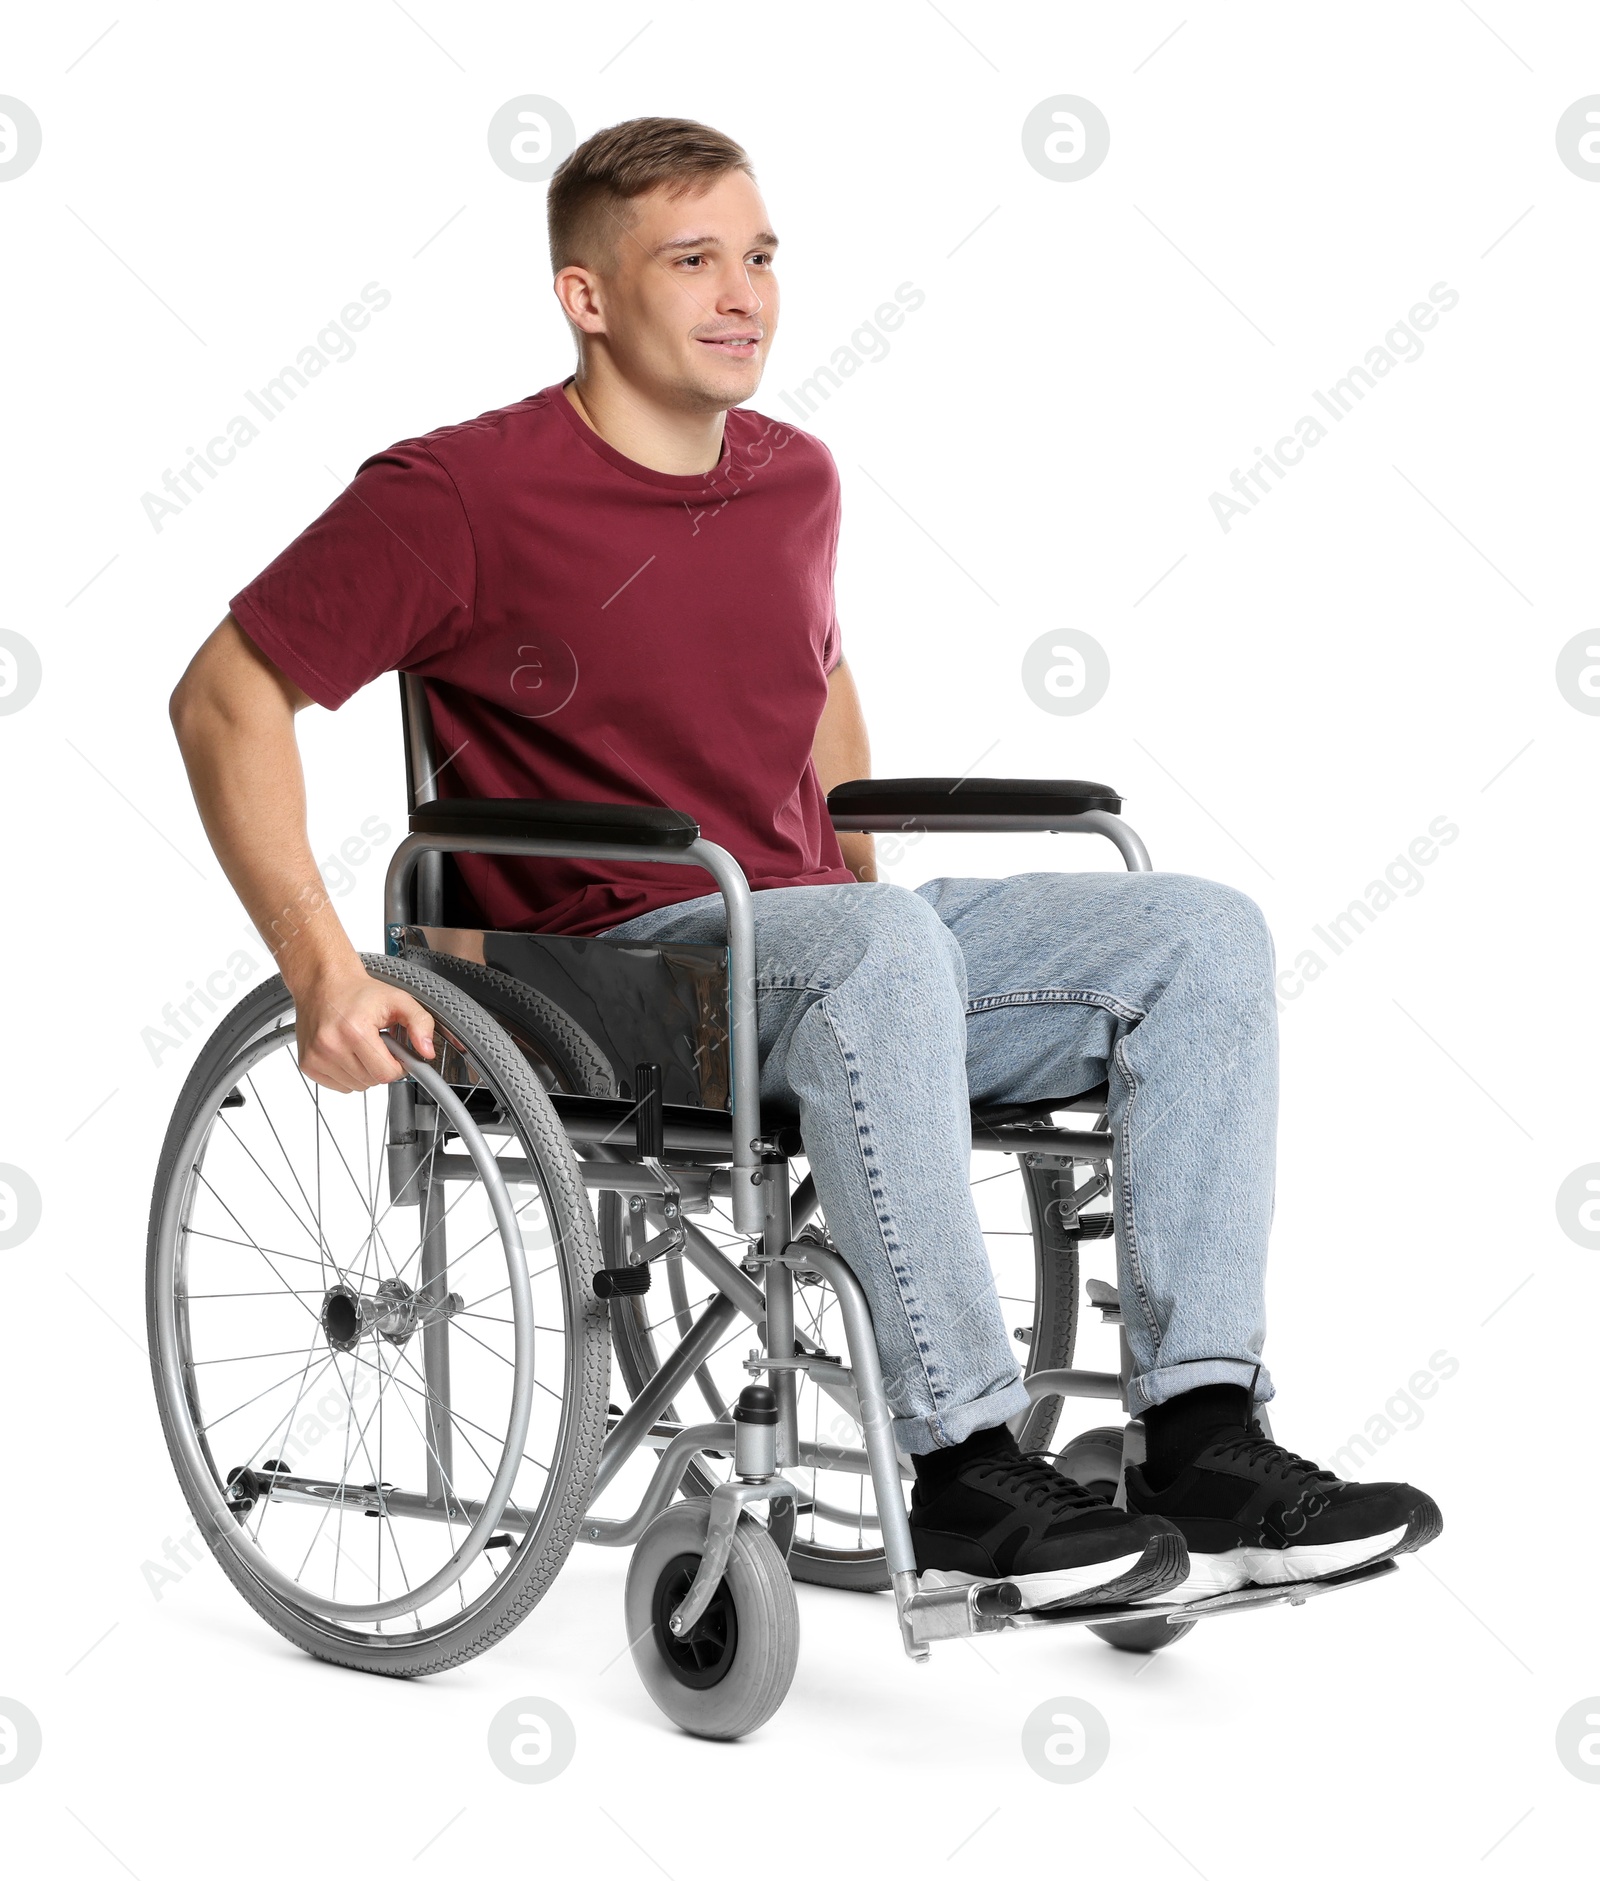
146, 956, 610, 1676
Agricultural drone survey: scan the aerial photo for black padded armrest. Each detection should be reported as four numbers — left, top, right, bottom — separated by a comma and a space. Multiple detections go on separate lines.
410, 798, 700, 851
828, 777, 1122, 826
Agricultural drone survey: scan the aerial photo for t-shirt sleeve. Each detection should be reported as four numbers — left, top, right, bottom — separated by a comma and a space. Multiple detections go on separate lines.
822, 610, 842, 675
229, 440, 475, 710
819, 443, 843, 676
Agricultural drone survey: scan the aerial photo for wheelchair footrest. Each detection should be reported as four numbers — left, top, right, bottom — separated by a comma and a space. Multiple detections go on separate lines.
1021, 1555, 1399, 1631
902, 1556, 1399, 1649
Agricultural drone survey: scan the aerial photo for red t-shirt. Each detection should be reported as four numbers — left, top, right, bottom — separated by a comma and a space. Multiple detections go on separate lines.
230, 379, 855, 936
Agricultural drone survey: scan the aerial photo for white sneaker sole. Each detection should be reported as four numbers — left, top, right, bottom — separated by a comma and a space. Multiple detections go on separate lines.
921, 1542, 1180, 1617
919, 1551, 1147, 1611
1140, 1525, 1411, 1603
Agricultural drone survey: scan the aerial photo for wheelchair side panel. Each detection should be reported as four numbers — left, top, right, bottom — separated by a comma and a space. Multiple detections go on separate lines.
398, 924, 731, 1109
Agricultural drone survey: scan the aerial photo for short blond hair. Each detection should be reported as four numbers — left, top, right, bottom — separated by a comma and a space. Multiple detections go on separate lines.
547, 116, 754, 276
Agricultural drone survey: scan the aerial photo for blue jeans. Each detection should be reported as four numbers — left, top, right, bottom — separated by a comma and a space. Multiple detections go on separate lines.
599, 872, 1279, 1455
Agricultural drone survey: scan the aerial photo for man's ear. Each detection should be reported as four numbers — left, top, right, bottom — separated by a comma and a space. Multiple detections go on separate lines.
553, 265, 606, 336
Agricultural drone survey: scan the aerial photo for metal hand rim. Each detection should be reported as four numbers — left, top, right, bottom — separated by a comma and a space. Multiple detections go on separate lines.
154, 1022, 538, 1624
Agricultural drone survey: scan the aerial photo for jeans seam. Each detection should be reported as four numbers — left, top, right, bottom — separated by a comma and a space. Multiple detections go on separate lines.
1112, 1029, 1164, 1359
819, 996, 941, 1419
965, 988, 1147, 1025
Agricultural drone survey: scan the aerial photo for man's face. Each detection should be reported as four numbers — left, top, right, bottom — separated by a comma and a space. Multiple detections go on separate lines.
580, 169, 779, 412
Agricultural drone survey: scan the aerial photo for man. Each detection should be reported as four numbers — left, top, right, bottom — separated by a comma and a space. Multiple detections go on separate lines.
171, 116, 1440, 1612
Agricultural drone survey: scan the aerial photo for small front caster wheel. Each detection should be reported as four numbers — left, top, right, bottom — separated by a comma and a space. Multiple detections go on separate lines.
625, 1501, 799, 1740
1089, 1615, 1197, 1653
1053, 1425, 1126, 1502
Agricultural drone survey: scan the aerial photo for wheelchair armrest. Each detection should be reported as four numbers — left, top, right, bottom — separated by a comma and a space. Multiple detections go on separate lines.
408, 797, 700, 853
827, 777, 1123, 828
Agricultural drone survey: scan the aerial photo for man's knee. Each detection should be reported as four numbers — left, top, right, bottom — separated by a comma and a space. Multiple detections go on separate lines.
1156, 874, 1275, 980
817, 881, 966, 988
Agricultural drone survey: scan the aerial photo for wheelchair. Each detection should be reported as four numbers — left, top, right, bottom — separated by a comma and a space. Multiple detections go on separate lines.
145, 675, 1397, 1738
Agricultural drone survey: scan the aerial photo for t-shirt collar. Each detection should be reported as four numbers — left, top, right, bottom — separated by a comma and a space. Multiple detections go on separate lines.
546, 377, 734, 491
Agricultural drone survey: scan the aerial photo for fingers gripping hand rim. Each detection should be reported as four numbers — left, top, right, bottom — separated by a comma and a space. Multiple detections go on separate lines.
296, 974, 437, 1093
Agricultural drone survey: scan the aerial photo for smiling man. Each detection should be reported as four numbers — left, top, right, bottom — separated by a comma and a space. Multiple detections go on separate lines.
171, 116, 1441, 1616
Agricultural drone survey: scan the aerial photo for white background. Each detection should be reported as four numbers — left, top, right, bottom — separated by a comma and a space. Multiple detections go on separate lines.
2, 2, 1596, 1873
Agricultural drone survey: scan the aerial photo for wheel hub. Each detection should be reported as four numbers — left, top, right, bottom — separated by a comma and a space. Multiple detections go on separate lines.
320, 1278, 448, 1352
652, 1553, 737, 1689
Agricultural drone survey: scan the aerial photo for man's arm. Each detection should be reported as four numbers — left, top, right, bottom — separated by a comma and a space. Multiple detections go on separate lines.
169, 614, 435, 1090
812, 657, 876, 883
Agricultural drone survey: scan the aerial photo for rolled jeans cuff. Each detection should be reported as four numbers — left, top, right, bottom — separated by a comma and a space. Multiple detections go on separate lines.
891, 1375, 1034, 1457
1127, 1357, 1276, 1420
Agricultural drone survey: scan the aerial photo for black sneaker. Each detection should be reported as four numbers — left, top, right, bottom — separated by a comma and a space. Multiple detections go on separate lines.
909, 1447, 1188, 1610
1124, 1420, 1443, 1600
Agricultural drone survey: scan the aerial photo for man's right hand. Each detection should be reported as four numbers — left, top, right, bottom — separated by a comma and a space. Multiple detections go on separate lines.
291, 961, 438, 1094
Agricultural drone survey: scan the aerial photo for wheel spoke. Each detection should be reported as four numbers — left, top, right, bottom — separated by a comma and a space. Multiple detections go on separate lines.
198, 1347, 338, 1438
234, 1075, 338, 1273
191, 1172, 337, 1335
291, 1057, 406, 1284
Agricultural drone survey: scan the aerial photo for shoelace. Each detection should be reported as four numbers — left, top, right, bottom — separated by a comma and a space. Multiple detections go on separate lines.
970, 1450, 1107, 1512
1207, 1423, 1338, 1487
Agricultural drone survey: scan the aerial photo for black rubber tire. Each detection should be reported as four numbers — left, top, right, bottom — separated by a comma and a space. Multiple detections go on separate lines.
145, 955, 612, 1678
1089, 1615, 1198, 1653
1014, 1158, 1083, 1456
1052, 1424, 1127, 1501
407, 948, 617, 1097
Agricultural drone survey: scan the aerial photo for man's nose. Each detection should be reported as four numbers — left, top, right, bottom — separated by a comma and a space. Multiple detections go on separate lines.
714, 262, 763, 315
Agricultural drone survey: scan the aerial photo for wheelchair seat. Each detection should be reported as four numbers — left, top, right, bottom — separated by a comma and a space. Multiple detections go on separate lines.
401, 907, 1110, 1144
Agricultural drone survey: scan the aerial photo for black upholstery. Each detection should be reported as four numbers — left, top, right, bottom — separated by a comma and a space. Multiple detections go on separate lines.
550, 1092, 802, 1159
760, 1083, 1110, 1142
972, 1086, 1110, 1127
549, 1085, 1111, 1164
410, 797, 700, 851
828, 777, 1122, 823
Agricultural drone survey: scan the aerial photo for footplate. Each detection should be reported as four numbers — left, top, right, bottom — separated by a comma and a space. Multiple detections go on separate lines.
899, 1556, 1398, 1650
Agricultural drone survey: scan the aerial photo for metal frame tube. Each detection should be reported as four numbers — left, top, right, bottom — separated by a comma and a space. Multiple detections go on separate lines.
780, 1244, 917, 1580
986, 1126, 1114, 1159
256, 1425, 877, 1546
398, 675, 445, 922
433, 1152, 681, 1195
829, 809, 1151, 873
1021, 1366, 1123, 1404
761, 1165, 800, 1469
385, 830, 764, 1236
581, 1422, 734, 1546
416, 1168, 454, 1500
677, 1217, 769, 1324
589, 1293, 741, 1500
